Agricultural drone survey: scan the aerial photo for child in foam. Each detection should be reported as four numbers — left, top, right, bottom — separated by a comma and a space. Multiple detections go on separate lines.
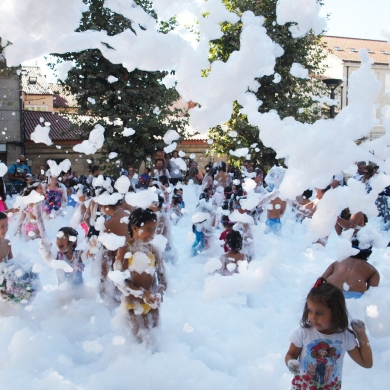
321, 239, 379, 299
191, 203, 217, 257
219, 215, 234, 253
43, 175, 67, 218
0, 212, 13, 263
39, 227, 85, 289
217, 230, 247, 276
149, 195, 178, 264
285, 278, 372, 390
114, 208, 167, 345
14, 181, 46, 240
0, 212, 39, 305
263, 166, 287, 235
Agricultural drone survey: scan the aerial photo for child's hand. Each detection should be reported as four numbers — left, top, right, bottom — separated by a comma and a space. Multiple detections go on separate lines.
75, 262, 85, 272
351, 319, 366, 335
287, 359, 300, 375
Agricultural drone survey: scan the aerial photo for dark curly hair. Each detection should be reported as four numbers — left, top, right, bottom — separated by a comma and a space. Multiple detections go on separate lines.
128, 208, 157, 238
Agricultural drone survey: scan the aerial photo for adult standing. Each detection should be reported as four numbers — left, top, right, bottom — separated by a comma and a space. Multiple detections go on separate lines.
169, 151, 183, 185
8, 155, 30, 194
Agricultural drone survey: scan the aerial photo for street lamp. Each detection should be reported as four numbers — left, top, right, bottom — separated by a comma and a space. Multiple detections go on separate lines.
322, 78, 343, 118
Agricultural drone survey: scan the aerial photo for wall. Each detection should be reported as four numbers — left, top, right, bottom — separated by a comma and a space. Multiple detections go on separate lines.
25, 141, 91, 176
0, 73, 22, 165
23, 93, 54, 112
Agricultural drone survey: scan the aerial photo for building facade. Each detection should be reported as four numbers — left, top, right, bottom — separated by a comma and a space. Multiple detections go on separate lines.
322, 36, 390, 139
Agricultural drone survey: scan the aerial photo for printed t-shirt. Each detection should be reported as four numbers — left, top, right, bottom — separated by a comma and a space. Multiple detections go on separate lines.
289, 326, 357, 389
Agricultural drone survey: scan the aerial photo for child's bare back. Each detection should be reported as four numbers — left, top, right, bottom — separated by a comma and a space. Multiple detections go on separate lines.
322, 257, 379, 294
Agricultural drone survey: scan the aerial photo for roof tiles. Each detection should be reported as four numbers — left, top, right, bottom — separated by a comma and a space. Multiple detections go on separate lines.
24, 111, 84, 141
322, 36, 390, 65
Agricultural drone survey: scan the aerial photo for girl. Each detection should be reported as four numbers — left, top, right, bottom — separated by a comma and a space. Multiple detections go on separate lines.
40, 227, 85, 288
170, 193, 185, 224
149, 195, 178, 264
14, 181, 45, 240
285, 278, 372, 390
114, 208, 167, 344
44, 176, 67, 218
0, 177, 8, 212
217, 230, 246, 276
219, 216, 234, 252
0, 212, 13, 262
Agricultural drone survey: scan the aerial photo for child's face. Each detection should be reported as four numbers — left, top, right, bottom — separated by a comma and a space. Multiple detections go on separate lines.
307, 299, 333, 334
133, 220, 157, 243
176, 189, 183, 196
36, 184, 44, 195
56, 235, 71, 253
0, 218, 8, 238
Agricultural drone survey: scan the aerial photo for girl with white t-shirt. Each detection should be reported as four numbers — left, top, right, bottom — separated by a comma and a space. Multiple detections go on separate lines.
285, 278, 372, 389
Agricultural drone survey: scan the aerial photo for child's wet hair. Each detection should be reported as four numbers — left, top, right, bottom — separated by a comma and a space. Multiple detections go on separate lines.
58, 227, 78, 251
0, 212, 7, 220
226, 230, 242, 251
128, 208, 157, 238
300, 277, 349, 333
351, 238, 372, 260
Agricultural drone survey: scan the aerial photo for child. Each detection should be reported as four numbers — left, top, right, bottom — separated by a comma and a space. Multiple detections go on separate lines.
170, 193, 184, 224
219, 216, 234, 252
217, 230, 246, 276
14, 181, 46, 240
0, 212, 13, 262
40, 227, 85, 288
285, 278, 373, 389
0, 177, 8, 212
191, 204, 216, 257
321, 240, 379, 299
114, 208, 167, 345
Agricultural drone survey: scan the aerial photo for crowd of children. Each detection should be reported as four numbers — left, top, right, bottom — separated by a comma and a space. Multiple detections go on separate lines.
0, 155, 386, 388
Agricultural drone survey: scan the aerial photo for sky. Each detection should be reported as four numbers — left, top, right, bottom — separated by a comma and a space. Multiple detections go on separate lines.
320, 0, 390, 40
24, 0, 390, 82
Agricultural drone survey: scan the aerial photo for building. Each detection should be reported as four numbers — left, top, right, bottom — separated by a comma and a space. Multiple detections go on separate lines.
20, 66, 90, 175
322, 36, 390, 139
0, 64, 23, 165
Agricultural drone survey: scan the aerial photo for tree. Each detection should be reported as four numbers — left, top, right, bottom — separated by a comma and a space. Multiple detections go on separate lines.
50, 0, 188, 174
207, 0, 328, 170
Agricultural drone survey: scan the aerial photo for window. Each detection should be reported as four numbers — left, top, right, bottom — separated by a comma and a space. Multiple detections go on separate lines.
350, 48, 358, 52
380, 50, 390, 55
334, 46, 343, 51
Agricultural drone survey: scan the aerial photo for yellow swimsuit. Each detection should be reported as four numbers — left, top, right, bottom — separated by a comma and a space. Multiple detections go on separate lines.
123, 245, 156, 315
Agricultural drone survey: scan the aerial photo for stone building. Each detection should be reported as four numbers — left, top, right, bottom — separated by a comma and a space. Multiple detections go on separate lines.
0, 66, 23, 165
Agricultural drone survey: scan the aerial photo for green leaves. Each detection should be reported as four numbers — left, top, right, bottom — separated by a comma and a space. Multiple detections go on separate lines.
51, 0, 188, 174
208, 0, 328, 170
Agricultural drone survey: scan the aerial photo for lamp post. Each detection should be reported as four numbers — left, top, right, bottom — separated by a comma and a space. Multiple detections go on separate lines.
322, 78, 343, 118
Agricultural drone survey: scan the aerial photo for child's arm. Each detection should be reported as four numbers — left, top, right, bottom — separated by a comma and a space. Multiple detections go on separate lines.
34, 202, 46, 238
348, 320, 373, 368
285, 343, 302, 374
321, 262, 335, 280
367, 269, 380, 289
7, 241, 13, 260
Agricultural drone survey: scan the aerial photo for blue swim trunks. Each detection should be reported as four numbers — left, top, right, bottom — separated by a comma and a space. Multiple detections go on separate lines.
265, 218, 281, 234
343, 291, 363, 299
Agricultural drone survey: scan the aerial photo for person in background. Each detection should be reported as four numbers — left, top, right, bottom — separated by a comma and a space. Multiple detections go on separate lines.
8, 155, 30, 194
330, 172, 344, 188
37, 164, 48, 182
127, 166, 139, 189
321, 239, 379, 299
87, 165, 100, 186
169, 151, 183, 185
352, 161, 366, 181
